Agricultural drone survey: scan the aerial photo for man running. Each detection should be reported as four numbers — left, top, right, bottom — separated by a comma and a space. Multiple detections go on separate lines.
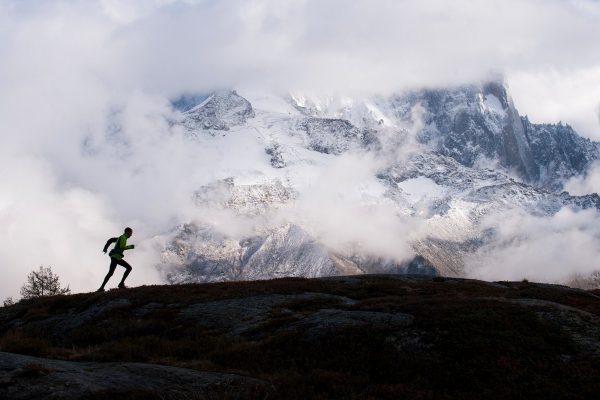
98, 227, 135, 292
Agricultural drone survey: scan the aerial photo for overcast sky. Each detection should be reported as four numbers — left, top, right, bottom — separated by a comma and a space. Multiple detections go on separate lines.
2, 0, 600, 134
1, 0, 600, 298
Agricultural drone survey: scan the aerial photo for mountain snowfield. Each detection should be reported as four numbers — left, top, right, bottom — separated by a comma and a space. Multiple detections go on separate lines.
157, 80, 600, 288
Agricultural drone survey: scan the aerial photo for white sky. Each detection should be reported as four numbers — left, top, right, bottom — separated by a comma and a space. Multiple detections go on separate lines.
1, 0, 600, 298
2, 0, 599, 134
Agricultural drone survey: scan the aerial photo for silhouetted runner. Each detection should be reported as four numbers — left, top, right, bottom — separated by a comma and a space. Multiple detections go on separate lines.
98, 227, 135, 292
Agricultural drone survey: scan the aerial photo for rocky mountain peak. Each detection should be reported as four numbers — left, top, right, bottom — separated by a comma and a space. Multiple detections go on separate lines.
182, 89, 255, 131
398, 80, 599, 190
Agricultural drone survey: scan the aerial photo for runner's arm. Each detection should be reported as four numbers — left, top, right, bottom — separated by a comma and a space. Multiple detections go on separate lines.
103, 237, 118, 253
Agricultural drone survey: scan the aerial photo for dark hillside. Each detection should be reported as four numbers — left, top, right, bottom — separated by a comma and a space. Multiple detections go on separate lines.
1, 275, 599, 399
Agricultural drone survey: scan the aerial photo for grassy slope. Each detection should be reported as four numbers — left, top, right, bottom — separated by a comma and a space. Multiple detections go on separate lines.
1, 275, 599, 399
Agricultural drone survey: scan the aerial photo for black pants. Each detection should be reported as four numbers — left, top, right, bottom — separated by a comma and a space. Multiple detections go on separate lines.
100, 258, 132, 289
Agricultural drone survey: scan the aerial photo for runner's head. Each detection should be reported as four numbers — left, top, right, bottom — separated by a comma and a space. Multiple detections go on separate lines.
124, 227, 133, 238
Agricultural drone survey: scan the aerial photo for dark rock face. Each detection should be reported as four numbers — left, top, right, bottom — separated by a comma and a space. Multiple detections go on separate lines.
403, 255, 438, 275
522, 119, 599, 189
265, 143, 286, 168
297, 118, 377, 155
344, 254, 438, 276
558, 191, 600, 210
170, 93, 210, 112
183, 90, 255, 131
395, 81, 599, 190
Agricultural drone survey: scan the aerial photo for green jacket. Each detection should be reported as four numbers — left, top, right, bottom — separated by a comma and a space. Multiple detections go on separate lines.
105, 234, 134, 260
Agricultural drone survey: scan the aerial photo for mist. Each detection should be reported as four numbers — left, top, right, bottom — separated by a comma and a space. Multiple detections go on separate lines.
284, 152, 421, 262
465, 207, 600, 283
1, 0, 600, 298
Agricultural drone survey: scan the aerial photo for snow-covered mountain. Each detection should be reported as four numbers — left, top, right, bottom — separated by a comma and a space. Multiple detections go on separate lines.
291, 81, 599, 190
160, 80, 600, 285
182, 90, 255, 131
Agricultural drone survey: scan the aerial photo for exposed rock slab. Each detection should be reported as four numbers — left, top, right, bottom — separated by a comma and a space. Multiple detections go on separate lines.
0, 352, 264, 400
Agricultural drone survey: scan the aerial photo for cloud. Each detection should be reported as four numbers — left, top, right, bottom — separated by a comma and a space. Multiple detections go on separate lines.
564, 160, 600, 196
509, 66, 600, 139
5, 0, 600, 94
284, 152, 421, 262
101, 0, 600, 107
465, 207, 600, 283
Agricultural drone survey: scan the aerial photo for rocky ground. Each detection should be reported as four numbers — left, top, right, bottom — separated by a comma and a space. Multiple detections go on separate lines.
0, 275, 599, 399
0, 352, 263, 400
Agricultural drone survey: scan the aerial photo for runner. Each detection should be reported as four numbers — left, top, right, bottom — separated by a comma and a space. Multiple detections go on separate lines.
98, 227, 135, 292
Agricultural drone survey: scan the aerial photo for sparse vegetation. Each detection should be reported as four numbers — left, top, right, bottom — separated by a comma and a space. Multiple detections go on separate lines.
19, 265, 70, 299
2, 297, 15, 307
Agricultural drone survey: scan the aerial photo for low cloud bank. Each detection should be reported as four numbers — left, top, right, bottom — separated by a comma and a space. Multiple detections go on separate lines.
565, 161, 600, 196
466, 207, 600, 283
284, 152, 421, 263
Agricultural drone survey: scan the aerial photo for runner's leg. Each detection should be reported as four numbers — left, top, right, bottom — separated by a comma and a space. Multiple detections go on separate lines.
99, 259, 118, 290
117, 259, 132, 286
